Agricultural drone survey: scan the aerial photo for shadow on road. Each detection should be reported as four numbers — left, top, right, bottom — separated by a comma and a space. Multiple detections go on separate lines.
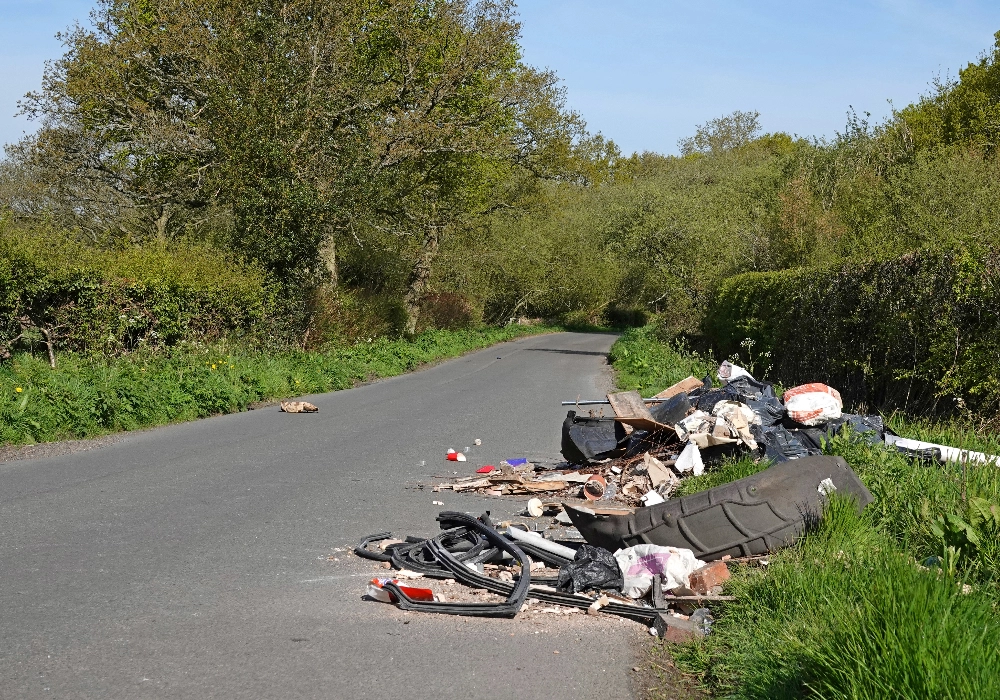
526, 348, 609, 357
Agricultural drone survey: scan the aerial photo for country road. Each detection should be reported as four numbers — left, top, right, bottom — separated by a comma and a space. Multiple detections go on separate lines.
1, 331, 651, 700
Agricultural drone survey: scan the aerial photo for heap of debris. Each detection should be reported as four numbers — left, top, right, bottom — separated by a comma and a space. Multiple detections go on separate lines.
428, 362, 892, 508
360, 361, 997, 636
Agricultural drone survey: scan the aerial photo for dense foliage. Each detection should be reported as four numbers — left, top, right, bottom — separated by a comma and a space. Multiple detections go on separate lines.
0, 218, 273, 361
704, 248, 1000, 421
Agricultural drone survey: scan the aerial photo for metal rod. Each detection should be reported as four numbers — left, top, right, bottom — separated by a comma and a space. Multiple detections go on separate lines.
560, 398, 667, 406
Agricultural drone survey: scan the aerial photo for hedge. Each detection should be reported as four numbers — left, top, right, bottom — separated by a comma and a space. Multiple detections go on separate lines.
702, 248, 1000, 419
0, 221, 275, 358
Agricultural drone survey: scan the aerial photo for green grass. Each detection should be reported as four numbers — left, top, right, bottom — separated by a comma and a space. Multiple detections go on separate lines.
670, 500, 1000, 699
608, 326, 714, 396
0, 325, 554, 445
610, 326, 1000, 699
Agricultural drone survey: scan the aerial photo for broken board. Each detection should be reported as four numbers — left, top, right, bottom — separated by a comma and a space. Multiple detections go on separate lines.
653, 376, 703, 400
606, 390, 674, 433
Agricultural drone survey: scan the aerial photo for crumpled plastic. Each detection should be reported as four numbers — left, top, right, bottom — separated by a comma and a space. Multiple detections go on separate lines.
674, 442, 704, 475
753, 424, 819, 463
556, 544, 624, 594
613, 544, 705, 598
717, 361, 754, 384
783, 383, 843, 426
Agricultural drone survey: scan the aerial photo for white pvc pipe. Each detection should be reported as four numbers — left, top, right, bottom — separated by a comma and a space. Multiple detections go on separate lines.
505, 526, 578, 560
885, 434, 999, 466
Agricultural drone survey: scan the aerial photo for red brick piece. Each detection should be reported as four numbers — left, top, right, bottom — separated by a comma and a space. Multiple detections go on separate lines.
688, 560, 731, 595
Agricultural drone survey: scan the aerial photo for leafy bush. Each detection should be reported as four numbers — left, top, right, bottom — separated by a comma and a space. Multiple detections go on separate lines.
0, 221, 274, 358
704, 248, 1000, 421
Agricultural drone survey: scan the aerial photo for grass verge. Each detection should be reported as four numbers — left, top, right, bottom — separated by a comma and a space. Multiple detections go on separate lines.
610, 326, 1000, 699
1, 325, 555, 445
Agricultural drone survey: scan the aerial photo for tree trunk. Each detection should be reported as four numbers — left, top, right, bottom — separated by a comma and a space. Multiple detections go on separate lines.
319, 234, 338, 287
38, 327, 56, 369
402, 226, 440, 336
154, 206, 172, 244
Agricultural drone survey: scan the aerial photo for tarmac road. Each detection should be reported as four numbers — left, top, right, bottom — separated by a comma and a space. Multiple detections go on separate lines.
0, 331, 651, 700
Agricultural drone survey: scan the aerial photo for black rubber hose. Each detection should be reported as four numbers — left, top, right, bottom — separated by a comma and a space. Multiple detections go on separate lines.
354, 532, 395, 561
383, 514, 531, 618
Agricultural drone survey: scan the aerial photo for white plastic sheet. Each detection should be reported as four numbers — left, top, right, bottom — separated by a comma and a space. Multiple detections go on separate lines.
675, 441, 705, 476
614, 544, 705, 598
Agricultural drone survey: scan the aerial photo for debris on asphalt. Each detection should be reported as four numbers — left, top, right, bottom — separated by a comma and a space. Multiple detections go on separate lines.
367, 578, 436, 603
354, 361, 988, 638
526, 498, 544, 517
556, 544, 623, 593
279, 401, 318, 413
356, 511, 738, 627
614, 544, 705, 598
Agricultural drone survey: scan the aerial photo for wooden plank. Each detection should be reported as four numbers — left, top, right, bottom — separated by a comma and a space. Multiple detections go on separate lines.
653, 376, 703, 400
519, 481, 573, 492
612, 416, 668, 432
606, 391, 654, 420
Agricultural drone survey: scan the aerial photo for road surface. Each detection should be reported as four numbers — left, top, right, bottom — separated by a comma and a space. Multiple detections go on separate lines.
1, 331, 652, 699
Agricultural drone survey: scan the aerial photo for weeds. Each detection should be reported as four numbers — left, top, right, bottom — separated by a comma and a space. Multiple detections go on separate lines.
609, 326, 713, 396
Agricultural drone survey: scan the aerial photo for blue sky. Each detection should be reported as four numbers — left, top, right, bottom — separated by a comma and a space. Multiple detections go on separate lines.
3, 1, 1000, 154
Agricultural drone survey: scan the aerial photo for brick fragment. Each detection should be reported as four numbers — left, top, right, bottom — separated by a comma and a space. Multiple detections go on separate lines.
688, 560, 731, 596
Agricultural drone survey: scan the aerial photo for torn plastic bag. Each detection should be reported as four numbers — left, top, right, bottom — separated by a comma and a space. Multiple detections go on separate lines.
686, 376, 713, 401
556, 544, 623, 594
722, 376, 776, 403
783, 383, 843, 426
565, 456, 873, 560
561, 411, 629, 464
833, 414, 888, 445
754, 424, 820, 462
614, 544, 705, 598
746, 397, 784, 427
717, 361, 753, 384
649, 392, 692, 426
695, 389, 729, 413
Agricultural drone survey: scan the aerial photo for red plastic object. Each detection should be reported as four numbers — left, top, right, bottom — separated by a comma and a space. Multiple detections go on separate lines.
367, 578, 436, 603
446, 452, 467, 462
477, 465, 496, 474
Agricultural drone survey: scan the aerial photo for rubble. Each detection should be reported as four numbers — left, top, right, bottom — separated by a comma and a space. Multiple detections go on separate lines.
356, 510, 737, 626
356, 361, 992, 638
279, 401, 318, 413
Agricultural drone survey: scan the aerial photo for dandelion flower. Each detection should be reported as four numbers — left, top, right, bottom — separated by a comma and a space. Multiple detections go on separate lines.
211, 364, 217, 370
15, 387, 23, 393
